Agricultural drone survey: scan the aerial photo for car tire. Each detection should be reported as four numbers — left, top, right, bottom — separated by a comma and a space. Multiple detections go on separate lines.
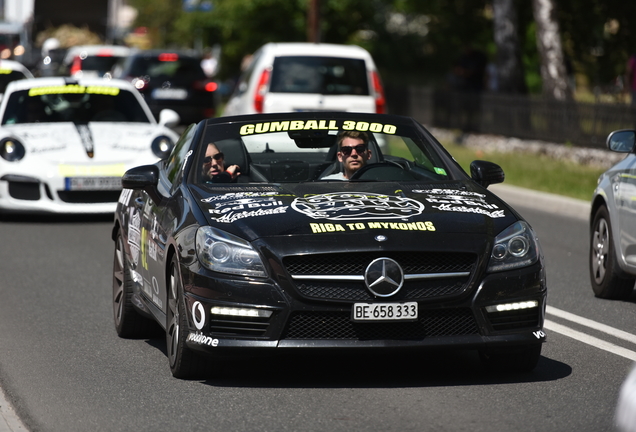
590, 206, 635, 299
113, 230, 156, 338
479, 344, 542, 373
166, 255, 209, 379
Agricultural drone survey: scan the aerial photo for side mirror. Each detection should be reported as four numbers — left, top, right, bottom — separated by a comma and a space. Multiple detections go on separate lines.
470, 160, 505, 188
121, 164, 163, 204
606, 130, 636, 153
158, 109, 180, 129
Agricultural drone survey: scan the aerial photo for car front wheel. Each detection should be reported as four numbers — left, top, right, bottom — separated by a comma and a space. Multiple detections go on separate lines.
589, 205, 635, 299
166, 254, 208, 379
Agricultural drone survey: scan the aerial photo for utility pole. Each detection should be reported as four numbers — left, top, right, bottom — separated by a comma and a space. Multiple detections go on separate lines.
307, 0, 320, 43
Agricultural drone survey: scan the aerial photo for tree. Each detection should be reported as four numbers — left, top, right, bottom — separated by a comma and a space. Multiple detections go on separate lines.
127, 0, 184, 47
532, 0, 569, 100
492, 0, 526, 93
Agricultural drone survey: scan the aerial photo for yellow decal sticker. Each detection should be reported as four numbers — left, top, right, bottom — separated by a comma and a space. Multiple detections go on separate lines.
240, 120, 397, 135
0, 69, 12, 74
58, 164, 126, 177
29, 85, 120, 97
141, 227, 148, 270
310, 221, 435, 233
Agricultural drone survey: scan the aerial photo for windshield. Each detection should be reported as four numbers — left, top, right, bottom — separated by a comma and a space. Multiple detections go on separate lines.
80, 56, 125, 74
1, 85, 152, 124
191, 117, 451, 184
270, 56, 369, 95
0, 70, 28, 93
128, 56, 206, 81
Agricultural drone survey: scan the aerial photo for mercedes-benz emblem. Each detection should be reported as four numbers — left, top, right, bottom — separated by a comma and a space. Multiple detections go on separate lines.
364, 257, 404, 297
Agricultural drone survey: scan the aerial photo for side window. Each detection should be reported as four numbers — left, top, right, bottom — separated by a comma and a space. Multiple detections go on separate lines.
165, 124, 196, 186
232, 49, 262, 97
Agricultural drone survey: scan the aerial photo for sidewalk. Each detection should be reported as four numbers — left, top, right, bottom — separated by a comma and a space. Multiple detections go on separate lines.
489, 183, 590, 222
0, 385, 26, 432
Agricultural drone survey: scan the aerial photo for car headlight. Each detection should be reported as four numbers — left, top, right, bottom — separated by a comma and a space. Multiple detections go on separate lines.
0, 138, 25, 162
196, 226, 267, 277
151, 135, 174, 159
487, 221, 540, 272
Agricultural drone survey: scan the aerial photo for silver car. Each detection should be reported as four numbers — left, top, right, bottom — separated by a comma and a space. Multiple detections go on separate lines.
590, 129, 636, 299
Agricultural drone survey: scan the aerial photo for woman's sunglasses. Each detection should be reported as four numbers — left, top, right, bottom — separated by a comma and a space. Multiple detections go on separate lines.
339, 144, 368, 156
203, 153, 224, 164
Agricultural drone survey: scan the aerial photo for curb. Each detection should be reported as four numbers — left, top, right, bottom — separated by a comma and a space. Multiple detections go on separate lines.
489, 184, 590, 222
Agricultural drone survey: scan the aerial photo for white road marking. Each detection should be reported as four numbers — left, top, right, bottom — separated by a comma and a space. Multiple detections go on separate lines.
544, 319, 636, 361
547, 305, 636, 345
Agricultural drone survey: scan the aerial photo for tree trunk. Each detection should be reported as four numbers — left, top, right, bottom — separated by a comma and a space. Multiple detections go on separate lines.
493, 0, 526, 94
532, 0, 570, 100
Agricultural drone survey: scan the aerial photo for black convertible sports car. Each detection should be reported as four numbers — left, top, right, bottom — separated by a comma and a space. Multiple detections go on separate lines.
112, 111, 547, 378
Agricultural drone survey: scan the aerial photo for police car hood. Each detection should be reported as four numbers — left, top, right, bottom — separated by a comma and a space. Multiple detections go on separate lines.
190, 181, 520, 242
1, 122, 163, 163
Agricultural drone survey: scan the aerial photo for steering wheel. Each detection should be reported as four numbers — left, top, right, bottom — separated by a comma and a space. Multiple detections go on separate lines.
349, 160, 409, 181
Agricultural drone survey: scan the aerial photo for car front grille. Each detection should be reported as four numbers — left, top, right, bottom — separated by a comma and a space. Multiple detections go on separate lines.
283, 308, 479, 340
296, 278, 468, 301
486, 308, 541, 331
8, 181, 40, 200
284, 251, 476, 301
209, 314, 272, 337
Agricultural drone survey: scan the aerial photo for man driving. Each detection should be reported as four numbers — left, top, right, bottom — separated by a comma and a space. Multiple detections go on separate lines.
321, 131, 372, 180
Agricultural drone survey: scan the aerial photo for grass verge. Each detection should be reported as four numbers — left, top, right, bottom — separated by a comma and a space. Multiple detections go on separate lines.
441, 142, 605, 201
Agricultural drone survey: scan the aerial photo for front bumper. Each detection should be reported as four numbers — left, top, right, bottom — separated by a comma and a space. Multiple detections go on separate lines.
0, 174, 119, 214
181, 261, 547, 355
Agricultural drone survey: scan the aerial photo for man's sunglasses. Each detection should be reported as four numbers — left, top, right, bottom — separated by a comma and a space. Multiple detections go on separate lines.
203, 153, 224, 163
340, 144, 368, 156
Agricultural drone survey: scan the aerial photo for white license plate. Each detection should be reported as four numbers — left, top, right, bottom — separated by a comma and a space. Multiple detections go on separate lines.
65, 177, 122, 191
152, 88, 187, 100
352, 302, 418, 321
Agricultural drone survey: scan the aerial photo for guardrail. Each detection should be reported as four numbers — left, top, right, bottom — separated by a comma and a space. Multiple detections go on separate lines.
386, 86, 636, 149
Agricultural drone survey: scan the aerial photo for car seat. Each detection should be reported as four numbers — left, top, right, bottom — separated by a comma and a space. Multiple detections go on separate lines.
203, 138, 268, 183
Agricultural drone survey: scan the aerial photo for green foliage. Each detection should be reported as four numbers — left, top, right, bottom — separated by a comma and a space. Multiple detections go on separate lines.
127, 0, 636, 96
443, 142, 604, 201
557, 0, 636, 87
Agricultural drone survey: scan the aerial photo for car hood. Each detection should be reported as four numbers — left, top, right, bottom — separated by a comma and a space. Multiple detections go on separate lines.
1, 122, 168, 163
190, 180, 520, 242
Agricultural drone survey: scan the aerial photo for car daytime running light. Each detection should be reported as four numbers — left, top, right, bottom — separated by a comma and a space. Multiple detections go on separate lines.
0, 138, 25, 162
151, 135, 174, 159
485, 300, 539, 313
487, 221, 540, 272
196, 226, 266, 277
211, 306, 272, 318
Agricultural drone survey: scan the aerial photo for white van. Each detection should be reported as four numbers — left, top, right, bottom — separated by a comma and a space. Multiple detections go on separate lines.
223, 42, 386, 115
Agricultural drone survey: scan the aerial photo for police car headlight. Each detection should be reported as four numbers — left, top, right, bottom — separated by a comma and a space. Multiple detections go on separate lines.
151, 135, 174, 159
196, 226, 266, 277
487, 221, 540, 272
0, 138, 25, 162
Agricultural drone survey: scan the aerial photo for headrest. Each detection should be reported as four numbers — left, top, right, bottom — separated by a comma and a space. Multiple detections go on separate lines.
207, 138, 251, 175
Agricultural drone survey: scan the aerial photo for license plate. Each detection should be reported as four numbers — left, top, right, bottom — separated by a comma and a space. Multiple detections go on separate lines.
152, 88, 187, 100
65, 177, 122, 191
352, 302, 418, 321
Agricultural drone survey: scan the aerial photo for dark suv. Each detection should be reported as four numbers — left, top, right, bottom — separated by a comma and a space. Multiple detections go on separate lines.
113, 49, 218, 124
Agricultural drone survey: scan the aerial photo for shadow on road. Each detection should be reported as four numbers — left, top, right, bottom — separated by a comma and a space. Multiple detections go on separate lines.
144, 338, 571, 388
